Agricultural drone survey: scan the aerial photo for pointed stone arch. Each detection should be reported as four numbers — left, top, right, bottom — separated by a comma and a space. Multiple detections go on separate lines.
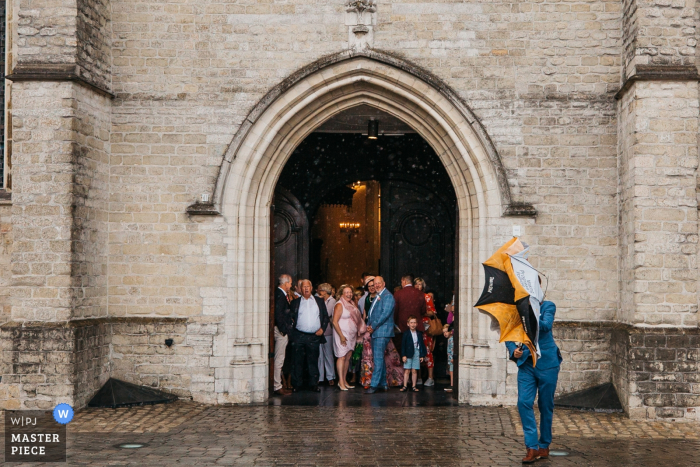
193, 49, 535, 404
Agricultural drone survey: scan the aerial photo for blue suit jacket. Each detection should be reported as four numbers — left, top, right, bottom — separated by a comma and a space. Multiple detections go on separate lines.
401, 330, 428, 359
506, 301, 562, 370
367, 288, 395, 338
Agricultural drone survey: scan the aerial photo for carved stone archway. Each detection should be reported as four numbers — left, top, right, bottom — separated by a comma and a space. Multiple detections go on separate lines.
192, 50, 534, 404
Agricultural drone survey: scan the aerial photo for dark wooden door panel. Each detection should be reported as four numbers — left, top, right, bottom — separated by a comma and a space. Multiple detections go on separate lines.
380, 180, 454, 305
381, 180, 456, 380
273, 187, 309, 283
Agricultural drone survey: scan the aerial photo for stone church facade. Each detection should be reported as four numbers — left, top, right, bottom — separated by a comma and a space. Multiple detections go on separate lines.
0, 0, 698, 421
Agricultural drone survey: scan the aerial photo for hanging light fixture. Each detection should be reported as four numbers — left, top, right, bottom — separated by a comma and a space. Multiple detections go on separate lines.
368, 119, 378, 139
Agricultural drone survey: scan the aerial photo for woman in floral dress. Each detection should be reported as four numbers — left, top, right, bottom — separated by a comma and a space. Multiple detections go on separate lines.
414, 277, 436, 386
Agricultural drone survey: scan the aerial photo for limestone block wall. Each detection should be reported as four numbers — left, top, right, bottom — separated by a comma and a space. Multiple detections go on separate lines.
109, 0, 623, 326
612, 326, 700, 420
13, 0, 112, 91
9, 81, 111, 323
73, 84, 111, 320
1, 0, 698, 416
0, 321, 110, 410
10, 81, 79, 323
108, 318, 221, 402
553, 323, 613, 394
2, 80, 112, 409
618, 80, 699, 327
76, 0, 112, 91
622, 0, 696, 77
0, 201, 11, 323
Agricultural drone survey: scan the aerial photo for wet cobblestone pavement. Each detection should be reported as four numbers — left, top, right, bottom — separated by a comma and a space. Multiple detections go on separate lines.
2, 400, 699, 466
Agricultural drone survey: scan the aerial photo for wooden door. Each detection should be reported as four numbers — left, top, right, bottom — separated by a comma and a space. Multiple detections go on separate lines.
273, 187, 309, 283
380, 180, 455, 306
380, 179, 456, 379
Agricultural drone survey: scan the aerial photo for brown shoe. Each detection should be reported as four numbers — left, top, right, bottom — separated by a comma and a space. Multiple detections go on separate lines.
274, 388, 291, 396
537, 448, 549, 459
522, 449, 539, 464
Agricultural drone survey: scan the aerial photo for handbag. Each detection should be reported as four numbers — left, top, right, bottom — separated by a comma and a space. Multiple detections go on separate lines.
427, 315, 443, 336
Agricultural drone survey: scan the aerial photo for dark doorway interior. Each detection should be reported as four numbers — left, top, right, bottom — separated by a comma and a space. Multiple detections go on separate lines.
271, 107, 458, 398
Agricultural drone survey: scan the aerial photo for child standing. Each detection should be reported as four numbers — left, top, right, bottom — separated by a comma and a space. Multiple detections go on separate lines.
400, 316, 428, 392
444, 324, 454, 392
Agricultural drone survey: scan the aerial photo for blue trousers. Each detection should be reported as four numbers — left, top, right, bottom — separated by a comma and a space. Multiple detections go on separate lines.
517, 363, 560, 450
370, 337, 390, 389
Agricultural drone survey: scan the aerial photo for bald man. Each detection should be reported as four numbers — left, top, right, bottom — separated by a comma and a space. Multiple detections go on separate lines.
364, 276, 396, 393
289, 280, 330, 392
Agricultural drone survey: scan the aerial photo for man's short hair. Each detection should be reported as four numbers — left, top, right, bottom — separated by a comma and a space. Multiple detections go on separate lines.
407, 315, 418, 323
278, 275, 291, 285
317, 283, 332, 295
401, 274, 415, 283
361, 272, 370, 279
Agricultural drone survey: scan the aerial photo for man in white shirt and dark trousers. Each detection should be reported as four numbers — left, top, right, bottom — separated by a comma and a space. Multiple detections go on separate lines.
289, 279, 330, 392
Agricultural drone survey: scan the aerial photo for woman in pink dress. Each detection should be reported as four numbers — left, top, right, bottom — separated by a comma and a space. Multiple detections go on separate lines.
332, 284, 365, 391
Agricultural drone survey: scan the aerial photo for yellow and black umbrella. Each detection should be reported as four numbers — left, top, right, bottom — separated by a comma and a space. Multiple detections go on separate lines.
474, 237, 543, 366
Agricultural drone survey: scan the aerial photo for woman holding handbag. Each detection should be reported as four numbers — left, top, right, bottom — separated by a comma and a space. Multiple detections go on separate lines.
414, 277, 439, 387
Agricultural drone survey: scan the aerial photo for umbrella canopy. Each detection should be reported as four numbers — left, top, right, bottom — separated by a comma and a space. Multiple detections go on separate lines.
474, 237, 544, 366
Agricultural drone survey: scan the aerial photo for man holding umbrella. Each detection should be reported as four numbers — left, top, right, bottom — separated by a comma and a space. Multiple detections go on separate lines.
474, 238, 562, 464
506, 293, 562, 463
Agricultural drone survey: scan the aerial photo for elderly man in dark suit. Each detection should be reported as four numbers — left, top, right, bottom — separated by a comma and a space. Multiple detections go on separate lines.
393, 274, 427, 353
273, 274, 294, 396
289, 279, 330, 392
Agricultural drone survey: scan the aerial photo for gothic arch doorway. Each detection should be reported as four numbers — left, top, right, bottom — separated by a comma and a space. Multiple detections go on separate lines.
198, 51, 533, 405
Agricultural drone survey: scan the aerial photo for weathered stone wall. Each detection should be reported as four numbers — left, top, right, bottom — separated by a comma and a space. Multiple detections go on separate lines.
77, 0, 112, 91
14, 0, 112, 91
1, 0, 699, 416
617, 80, 699, 327
0, 201, 11, 323
0, 321, 110, 410
553, 323, 612, 394
10, 81, 79, 323
109, 0, 622, 323
9, 81, 111, 323
612, 326, 700, 420
622, 0, 695, 78
73, 85, 111, 319
109, 318, 221, 402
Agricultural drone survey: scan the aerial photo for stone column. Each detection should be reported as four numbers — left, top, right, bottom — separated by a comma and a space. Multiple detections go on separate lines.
615, 0, 700, 420
0, 0, 112, 409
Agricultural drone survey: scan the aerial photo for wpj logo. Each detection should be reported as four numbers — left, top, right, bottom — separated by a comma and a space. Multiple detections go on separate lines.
4, 405, 70, 462
53, 404, 74, 425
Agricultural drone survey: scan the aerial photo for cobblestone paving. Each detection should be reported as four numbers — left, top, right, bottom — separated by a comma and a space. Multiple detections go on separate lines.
2, 401, 699, 466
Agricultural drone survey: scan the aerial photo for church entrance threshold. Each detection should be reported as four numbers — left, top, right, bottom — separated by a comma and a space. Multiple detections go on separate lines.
269, 381, 459, 407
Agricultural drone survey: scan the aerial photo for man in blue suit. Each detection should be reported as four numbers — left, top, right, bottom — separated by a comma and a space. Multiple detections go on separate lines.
364, 276, 395, 394
506, 300, 563, 464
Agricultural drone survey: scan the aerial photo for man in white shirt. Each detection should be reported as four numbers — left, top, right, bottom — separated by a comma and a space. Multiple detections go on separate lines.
289, 279, 330, 392
316, 283, 336, 385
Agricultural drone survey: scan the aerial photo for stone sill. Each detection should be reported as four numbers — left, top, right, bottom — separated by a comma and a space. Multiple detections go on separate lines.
0, 189, 10, 205
503, 203, 537, 217
1, 316, 189, 329
186, 203, 221, 216
555, 320, 700, 334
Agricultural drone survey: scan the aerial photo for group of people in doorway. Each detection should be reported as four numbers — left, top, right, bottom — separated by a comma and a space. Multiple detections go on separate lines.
273, 271, 563, 464
272, 273, 455, 395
